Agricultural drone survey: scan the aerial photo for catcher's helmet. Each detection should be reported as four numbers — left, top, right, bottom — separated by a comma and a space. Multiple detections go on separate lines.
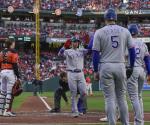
104, 8, 117, 21
128, 24, 139, 35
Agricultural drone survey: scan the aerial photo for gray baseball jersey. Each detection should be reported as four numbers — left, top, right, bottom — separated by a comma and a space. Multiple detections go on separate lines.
92, 25, 134, 63
127, 39, 148, 125
93, 24, 132, 125
64, 48, 88, 70
134, 38, 149, 67
62, 48, 88, 115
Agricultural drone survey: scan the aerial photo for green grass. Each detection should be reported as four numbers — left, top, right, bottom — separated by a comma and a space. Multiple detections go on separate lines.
13, 92, 32, 110
12, 91, 150, 124
13, 91, 150, 112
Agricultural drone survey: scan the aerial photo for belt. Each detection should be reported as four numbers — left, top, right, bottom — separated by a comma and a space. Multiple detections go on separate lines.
67, 69, 82, 73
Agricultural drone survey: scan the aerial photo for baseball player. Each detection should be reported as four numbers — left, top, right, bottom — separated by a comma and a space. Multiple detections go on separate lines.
0, 38, 20, 117
0, 75, 16, 116
58, 37, 88, 117
92, 8, 136, 125
127, 24, 150, 125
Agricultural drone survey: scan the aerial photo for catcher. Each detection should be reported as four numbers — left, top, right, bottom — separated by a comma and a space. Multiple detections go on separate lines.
0, 38, 22, 117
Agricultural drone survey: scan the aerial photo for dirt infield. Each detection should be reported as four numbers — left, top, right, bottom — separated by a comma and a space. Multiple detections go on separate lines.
0, 96, 150, 124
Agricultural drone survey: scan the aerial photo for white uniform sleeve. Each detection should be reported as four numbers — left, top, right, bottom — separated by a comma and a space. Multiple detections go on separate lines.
92, 30, 101, 51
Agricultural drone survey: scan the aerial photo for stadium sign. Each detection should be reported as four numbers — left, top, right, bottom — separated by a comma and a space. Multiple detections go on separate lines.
46, 37, 67, 43
124, 10, 143, 15
9, 36, 33, 42
17, 36, 32, 42
143, 82, 150, 90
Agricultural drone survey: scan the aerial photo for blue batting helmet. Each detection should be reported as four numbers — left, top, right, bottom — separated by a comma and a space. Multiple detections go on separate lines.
104, 8, 117, 21
128, 24, 139, 35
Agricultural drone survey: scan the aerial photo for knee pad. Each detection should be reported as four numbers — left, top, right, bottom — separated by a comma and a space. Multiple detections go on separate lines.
0, 91, 6, 97
5, 93, 12, 109
0, 92, 6, 110
0, 92, 6, 100
6, 93, 12, 100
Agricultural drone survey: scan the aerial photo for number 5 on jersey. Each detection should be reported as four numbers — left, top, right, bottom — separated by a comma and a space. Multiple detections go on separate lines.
111, 36, 119, 48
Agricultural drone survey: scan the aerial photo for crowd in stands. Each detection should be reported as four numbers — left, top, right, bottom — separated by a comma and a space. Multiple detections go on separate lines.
18, 49, 93, 82
127, 0, 150, 10
1, 20, 150, 38
140, 27, 150, 37
0, 0, 150, 11
6, 22, 35, 36
19, 51, 66, 82
1, 21, 93, 42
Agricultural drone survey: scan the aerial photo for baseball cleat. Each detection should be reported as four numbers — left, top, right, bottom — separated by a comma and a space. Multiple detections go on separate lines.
79, 112, 83, 115
100, 117, 108, 122
100, 116, 120, 122
50, 108, 60, 113
0, 111, 3, 116
72, 112, 79, 118
3, 111, 16, 117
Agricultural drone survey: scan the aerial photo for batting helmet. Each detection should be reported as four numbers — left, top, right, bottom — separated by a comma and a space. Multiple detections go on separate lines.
128, 24, 139, 35
104, 8, 117, 21
71, 37, 80, 43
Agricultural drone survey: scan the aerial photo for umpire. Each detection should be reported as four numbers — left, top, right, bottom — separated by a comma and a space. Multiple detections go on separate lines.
50, 72, 69, 112
32, 78, 39, 96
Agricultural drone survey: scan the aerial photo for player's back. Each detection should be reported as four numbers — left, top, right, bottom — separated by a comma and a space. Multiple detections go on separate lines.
134, 39, 149, 67
93, 24, 132, 63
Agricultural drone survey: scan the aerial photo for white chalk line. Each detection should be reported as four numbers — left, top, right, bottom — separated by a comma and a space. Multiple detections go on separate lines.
38, 93, 52, 111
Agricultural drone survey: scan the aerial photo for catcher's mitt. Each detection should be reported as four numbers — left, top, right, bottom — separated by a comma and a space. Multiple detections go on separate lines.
12, 79, 23, 96
126, 67, 133, 79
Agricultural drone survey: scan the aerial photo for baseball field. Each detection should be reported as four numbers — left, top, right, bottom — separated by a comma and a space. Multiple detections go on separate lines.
0, 91, 150, 125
